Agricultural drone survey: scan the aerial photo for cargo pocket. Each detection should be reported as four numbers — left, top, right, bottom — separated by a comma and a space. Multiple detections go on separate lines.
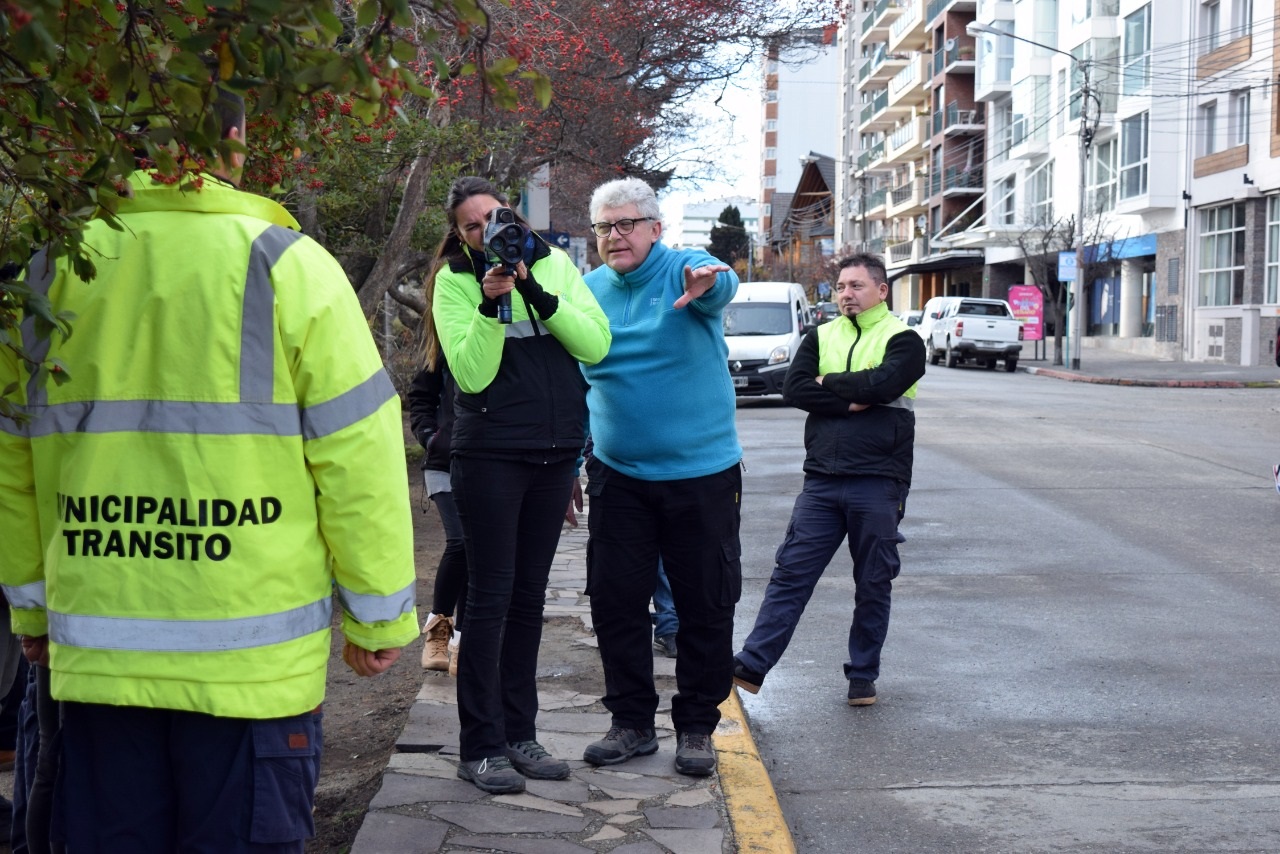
719, 536, 743, 606
249, 713, 322, 844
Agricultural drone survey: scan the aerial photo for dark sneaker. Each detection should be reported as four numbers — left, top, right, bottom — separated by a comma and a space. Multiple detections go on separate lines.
847, 678, 877, 706
583, 726, 659, 766
732, 656, 764, 694
505, 740, 570, 780
457, 756, 526, 794
675, 731, 716, 777
653, 634, 678, 658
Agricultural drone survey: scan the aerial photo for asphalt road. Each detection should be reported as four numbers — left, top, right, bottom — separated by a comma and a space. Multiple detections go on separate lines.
732, 365, 1280, 853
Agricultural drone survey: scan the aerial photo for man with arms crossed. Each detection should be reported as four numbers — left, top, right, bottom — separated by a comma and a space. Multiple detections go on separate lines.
733, 253, 925, 706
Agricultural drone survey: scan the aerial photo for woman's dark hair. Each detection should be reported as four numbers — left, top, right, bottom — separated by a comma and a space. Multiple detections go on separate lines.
422, 177, 513, 370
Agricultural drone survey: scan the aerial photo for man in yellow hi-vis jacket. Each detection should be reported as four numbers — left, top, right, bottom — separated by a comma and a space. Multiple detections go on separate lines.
0, 89, 418, 852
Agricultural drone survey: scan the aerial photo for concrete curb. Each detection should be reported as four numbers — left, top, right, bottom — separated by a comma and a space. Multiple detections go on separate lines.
1021, 365, 1280, 388
714, 687, 796, 853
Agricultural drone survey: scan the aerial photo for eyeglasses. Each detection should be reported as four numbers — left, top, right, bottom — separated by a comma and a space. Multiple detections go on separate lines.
590, 217, 654, 238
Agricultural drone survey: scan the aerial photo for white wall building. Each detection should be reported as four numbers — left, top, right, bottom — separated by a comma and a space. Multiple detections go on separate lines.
672, 197, 760, 249
762, 30, 840, 253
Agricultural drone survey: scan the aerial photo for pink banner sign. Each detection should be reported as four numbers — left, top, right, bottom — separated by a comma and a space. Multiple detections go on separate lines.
1008, 285, 1043, 341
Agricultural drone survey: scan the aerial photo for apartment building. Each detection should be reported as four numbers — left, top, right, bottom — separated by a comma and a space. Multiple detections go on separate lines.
1184, 0, 1280, 364
839, 0, 988, 314
672, 197, 760, 250
761, 29, 840, 263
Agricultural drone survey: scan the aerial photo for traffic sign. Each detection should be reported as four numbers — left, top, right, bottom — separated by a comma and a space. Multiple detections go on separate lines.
1058, 251, 1077, 281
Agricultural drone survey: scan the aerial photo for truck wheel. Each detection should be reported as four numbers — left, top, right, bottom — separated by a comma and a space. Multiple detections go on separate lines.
984, 359, 997, 370
1004, 358, 1018, 373
927, 340, 941, 366
945, 342, 960, 368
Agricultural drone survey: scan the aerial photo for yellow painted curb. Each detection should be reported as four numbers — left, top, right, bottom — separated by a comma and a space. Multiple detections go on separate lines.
714, 688, 795, 853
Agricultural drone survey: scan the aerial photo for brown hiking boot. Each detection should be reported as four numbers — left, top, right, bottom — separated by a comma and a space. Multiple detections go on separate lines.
420, 613, 453, 671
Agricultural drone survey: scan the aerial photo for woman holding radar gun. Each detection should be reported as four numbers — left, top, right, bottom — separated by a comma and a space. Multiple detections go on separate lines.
423, 176, 611, 794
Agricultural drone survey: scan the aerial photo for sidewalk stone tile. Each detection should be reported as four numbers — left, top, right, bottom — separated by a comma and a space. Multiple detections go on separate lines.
450, 836, 594, 854
642, 827, 726, 854
609, 842, 665, 854
430, 803, 588, 834
666, 787, 714, 807
653, 657, 676, 678
537, 689, 598, 710
350, 812, 448, 853
368, 772, 484, 808
531, 710, 613, 733
386, 752, 458, 779
492, 792, 585, 816
537, 732, 599, 764
642, 806, 721, 828
524, 777, 591, 803
397, 703, 460, 753
585, 825, 626, 842
573, 636, 599, 649
606, 813, 644, 826
580, 798, 640, 815
576, 769, 678, 799
414, 680, 459, 704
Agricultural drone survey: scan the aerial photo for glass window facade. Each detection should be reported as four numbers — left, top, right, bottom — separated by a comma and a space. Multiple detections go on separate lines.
1198, 202, 1245, 307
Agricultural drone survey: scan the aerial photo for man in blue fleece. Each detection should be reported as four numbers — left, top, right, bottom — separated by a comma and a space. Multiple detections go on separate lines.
579, 177, 742, 777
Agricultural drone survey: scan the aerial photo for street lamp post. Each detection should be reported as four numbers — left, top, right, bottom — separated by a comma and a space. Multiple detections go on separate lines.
968, 21, 1091, 369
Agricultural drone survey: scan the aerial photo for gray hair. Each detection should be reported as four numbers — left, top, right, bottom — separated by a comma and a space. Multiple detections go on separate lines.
589, 177, 662, 224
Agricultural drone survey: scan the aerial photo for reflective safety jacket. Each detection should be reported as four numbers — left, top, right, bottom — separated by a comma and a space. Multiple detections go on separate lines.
782, 301, 926, 485
0, 173, 419, 719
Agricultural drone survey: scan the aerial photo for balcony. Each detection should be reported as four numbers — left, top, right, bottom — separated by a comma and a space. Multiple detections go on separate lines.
869, 46, 913, 83
886, 54, 929, 110
887, 235, 930, 268
857, 58, 870, 84
888, 0, 927, 52
864, 0, 903, 39
858, 88, 892, 131
867, 188, 889, 215
941, 165, 984, 196
866, 138, 887, 171
885, 115, 928, 163
886, 176, 928, 217
925, 0, 976, 25
943, 101, 984, 135
935, 41, 976, 76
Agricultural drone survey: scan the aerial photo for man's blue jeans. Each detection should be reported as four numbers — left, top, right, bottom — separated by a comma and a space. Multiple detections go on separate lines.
739, 473, 907, 682
652, 562, 679, 640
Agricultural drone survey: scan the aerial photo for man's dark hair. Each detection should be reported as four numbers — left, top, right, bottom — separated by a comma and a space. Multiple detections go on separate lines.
213, 86, 245, 140
836, 253, 887, 286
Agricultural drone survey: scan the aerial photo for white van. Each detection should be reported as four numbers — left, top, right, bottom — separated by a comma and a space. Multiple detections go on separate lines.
723, 281, 813, 396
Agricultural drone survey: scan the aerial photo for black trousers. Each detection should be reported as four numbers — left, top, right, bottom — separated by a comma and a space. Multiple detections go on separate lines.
585, 458, 742, 735
451, 455, 575, 760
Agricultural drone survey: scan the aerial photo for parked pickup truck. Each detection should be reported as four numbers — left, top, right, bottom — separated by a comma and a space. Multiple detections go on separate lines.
926, 297, 1023, 372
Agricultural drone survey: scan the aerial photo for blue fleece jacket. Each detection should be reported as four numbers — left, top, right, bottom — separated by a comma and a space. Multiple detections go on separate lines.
583, 240, 742, 481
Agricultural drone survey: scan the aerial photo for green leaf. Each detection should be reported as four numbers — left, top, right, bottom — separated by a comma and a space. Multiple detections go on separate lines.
14, 155, 43, 179
356, 0, 379, 27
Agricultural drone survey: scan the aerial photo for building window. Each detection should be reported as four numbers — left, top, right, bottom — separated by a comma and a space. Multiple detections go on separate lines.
762, 204, 771, 218
1229, 90, 1250, 147
1198, 202, 1245, 306
1266, 196, 1280, 304
765, 147, 777, 160
1201, 0, 1220, 54
1122, 4, 1151, 96
1028, 161, 1054, 225
1199, 101, 1218, 156
766, 120, 777, 131
997, 176, 1016, 226
1233, 0, 1252, 35
1120, 111, 1149, 198
763, 176, 776, 188
766, 90, 778, 102
1089, 138, 1116, 214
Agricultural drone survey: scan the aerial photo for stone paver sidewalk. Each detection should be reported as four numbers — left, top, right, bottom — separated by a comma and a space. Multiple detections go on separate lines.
350, 519, 743, 854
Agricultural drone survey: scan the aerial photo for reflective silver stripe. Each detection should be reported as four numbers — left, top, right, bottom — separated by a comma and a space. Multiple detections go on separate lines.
21, 248, 56, 410
23, 399, 302, 438
1, 581, 47, 610
48, 597, 332, 652
335, 580, 416, 624
881, 397, 915, 411
503, 319, 540, 339
301, 370, 396, 440
0, 416, 25, 437
241, 227, 302, 403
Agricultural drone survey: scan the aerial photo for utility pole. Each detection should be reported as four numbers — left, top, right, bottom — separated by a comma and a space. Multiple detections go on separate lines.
1070, 63, 1093, 371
